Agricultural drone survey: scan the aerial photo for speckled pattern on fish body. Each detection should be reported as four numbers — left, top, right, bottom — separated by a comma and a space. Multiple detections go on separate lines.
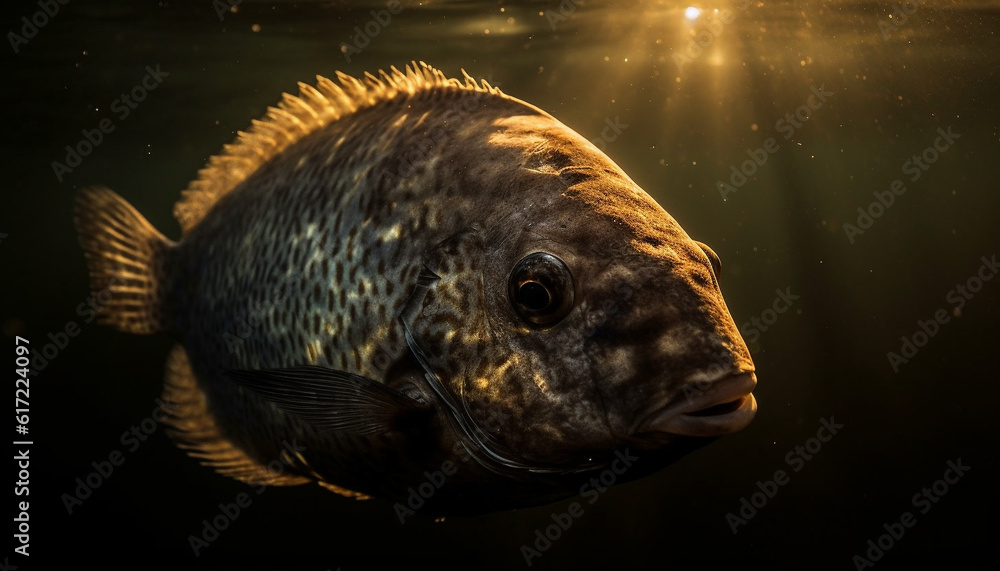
74, 62, 757, 514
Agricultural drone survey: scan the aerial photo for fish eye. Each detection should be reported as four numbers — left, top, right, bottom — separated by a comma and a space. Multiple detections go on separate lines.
696, 241, 722, 279
508, 252, 574, 327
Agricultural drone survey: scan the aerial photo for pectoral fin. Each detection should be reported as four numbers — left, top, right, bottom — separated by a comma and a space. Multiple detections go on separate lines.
226, 366, 428, 435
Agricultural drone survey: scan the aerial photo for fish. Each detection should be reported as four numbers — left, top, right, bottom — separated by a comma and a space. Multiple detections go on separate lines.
74, 61, 757, 516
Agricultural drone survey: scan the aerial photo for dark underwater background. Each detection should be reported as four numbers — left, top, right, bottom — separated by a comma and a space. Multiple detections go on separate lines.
1, 0, 998, 569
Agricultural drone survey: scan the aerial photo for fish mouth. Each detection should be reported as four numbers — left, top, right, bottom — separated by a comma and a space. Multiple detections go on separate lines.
635, 372, 757, 437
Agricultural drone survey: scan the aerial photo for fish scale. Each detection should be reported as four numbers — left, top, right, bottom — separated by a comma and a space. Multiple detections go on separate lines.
74, 62, 757, 515
178, 75, 503, 493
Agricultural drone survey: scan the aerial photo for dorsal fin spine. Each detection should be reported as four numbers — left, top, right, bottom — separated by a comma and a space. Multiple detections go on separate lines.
282, 92, 321, 122
172, 62, 507, 234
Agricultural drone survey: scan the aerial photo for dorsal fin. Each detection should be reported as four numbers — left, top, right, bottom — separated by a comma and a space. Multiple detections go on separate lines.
173, 61, 505, 234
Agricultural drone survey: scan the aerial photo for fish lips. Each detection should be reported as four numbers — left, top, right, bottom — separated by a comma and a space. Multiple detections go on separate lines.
634, 372, 757, 438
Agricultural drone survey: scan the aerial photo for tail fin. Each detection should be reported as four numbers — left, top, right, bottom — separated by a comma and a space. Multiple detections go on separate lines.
74, 187, 175, 334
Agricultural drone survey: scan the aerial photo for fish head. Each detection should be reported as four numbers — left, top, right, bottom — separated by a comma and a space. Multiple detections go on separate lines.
402, 102, 755, 477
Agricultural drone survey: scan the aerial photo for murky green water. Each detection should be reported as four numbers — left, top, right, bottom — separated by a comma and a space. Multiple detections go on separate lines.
2, 0, 998, 569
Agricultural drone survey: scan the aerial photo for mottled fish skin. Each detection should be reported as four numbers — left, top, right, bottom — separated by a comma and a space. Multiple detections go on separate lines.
74, 62, 756, 515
